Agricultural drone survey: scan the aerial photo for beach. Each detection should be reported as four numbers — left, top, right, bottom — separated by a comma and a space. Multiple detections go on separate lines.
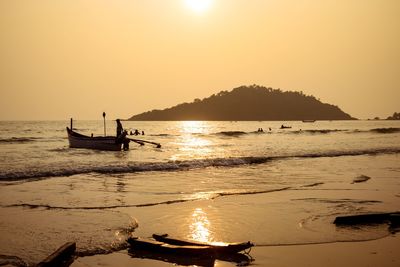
2, 0, 400, 265
73, 158, 400, 266
0, 120, 399, 266
72, 235, 400, 267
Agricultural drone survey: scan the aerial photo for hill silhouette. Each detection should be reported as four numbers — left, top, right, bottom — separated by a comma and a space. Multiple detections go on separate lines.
386, 112, 400, 120
128, 85, 355, 121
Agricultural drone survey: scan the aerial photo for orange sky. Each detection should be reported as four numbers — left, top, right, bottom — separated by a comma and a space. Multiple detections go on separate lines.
1, 0, 399, 120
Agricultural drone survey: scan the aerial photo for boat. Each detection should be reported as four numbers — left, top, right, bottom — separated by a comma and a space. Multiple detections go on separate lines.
128, 245, 251, 266
66, 117, 161, 150
128, 234, 253, 256
128, 237, 220, 256
280, 125, 292, 129
66, 127, 128, 151
302, 120, 316, 123
152, 234, 254, 254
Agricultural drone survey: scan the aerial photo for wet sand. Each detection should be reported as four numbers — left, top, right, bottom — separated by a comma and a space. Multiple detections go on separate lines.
75, 166, 400, 266
69, 180, 400, 267
72, 234, 400, 267
1, 153, 399, 266
2, 163, 400, 266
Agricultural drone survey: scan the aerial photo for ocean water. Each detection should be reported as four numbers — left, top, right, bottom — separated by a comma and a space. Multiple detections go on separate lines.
0, 120, 399, 266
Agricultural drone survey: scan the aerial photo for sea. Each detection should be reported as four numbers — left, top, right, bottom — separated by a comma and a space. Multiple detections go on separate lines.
0, 120, 399, 266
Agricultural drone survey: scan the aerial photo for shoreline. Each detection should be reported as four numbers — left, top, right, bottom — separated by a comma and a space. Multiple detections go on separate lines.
71, 233, 400, 266
1, 124, 399, 267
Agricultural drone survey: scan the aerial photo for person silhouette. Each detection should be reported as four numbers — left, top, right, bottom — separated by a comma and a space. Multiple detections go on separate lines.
116, 119, 123, 137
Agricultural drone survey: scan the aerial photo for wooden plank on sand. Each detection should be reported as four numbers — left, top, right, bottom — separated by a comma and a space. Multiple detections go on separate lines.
36, 242, 76, 267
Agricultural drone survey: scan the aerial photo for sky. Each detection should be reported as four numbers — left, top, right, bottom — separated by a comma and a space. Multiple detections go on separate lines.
0, 0, 399, 120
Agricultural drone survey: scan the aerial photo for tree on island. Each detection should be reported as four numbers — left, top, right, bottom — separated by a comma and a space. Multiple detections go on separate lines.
387, 112, 400, 120
128, 85, 356, 121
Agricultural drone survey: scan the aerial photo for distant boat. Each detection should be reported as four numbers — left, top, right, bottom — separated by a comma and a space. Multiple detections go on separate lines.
302, 120, 316, 123
280, 125, 292, 129
66, 127, 126, 151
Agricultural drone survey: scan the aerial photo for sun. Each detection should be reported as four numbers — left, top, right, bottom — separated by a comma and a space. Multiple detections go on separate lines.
184, 0, 213, 14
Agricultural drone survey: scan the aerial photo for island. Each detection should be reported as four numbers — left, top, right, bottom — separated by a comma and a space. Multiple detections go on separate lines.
128, 85, 356, 121
386, 112, 400, 120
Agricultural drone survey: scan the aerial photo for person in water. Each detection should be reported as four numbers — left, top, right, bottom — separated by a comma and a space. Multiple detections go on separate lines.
116, 119, 129, 149
116, 119, 123, 137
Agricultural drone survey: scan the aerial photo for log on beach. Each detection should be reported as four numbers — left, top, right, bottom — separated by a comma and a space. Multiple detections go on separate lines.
351, 175, 371, 184
334, 212, 400, 225
36, 242, 76, 267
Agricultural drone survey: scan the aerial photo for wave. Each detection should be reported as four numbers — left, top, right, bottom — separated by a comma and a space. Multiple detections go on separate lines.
1, 147, 399, 181
290, 128, 399, 135
291, 127, 400, 135
47, 147, 71, 152
5, 187, 292, 210
2, 149, 400, 181
0, 157, 272, 181
0, 137, 41, 144
5, 199, 193, 210
0, 255, 27, 267
216, 131, 248, 137
215, 128, 400, 136
129, 127, 400, 138
351, 128, 400, 134
301, 182, 324, 188
0, 136, 65, 144
297, 147, 400, 157
291, 129, 346, 134
149, 133, 175, 137
369, 127, 400, 134
291, 198, 382, 204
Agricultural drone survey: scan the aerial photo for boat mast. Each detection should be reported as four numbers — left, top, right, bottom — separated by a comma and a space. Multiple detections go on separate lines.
103, 112, 106, 136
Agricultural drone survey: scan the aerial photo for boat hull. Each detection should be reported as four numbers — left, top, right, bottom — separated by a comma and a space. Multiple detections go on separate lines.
66, 127, 122, 151
152, 234, 253, 254
128, 238, 217, 256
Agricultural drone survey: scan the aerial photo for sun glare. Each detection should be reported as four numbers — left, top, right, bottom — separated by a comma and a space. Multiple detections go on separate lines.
190, 208, 211, 242
185, 0, 213, 13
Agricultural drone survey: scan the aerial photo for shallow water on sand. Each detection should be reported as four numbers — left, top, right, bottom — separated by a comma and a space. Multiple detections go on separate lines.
0, 120, 399, 265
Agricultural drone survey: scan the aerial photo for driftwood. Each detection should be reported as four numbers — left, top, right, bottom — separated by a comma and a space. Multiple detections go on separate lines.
351, 175, 371, 184
334, 212, 400, 225
36, 242, 76, 267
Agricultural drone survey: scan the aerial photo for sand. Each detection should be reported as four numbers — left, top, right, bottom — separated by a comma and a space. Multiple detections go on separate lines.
71, 233, 400, 267
2, 153, 399, 266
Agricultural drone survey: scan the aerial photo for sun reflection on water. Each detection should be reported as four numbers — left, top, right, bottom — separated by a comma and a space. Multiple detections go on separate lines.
188, 208, 227, 246
171, 121, 215, 160
189, 208, 211, 243
180, 136, 211, 149
180, 121, 210, 134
